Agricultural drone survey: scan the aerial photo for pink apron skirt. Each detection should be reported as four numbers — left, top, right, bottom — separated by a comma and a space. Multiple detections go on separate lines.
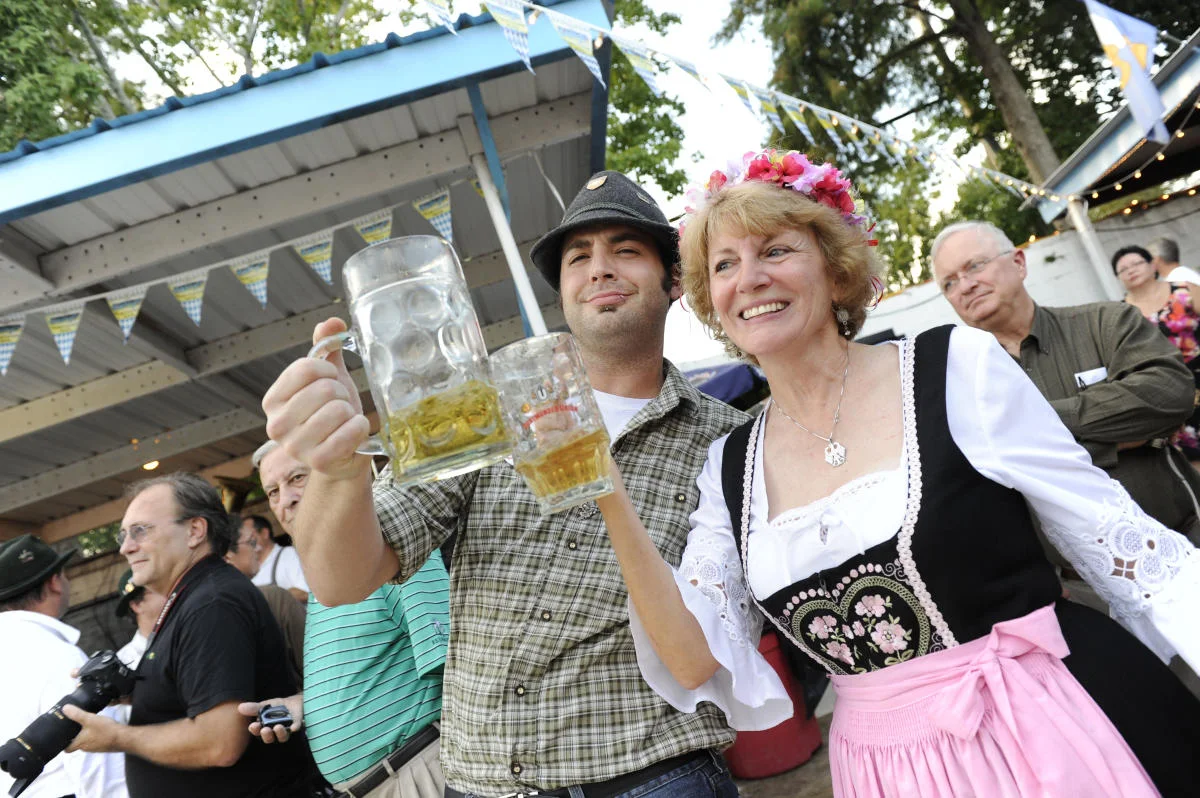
828, 604, 1158, 797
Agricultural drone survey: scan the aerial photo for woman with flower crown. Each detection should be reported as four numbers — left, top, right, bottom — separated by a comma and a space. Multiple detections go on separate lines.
595, 149, 1200, 797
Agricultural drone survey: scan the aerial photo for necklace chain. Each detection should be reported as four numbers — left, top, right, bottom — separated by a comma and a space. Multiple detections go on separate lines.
773, 352, 850, 467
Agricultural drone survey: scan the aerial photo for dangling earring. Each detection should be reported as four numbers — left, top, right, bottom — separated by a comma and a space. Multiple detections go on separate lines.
834, 304, 852, 338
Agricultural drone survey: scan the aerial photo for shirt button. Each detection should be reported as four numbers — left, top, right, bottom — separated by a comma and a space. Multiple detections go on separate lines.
567, 540, 578, 550
511, 764, 523, 775
540, 610, 552, 621
675, 492, 687, 503
515, 685, 526, 696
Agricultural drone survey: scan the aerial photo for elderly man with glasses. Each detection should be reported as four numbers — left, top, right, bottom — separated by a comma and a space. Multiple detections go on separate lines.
931, 220, 1200, 544
62, 472, 309, 798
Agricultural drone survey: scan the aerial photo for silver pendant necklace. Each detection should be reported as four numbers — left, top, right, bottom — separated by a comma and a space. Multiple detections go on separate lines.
773, 352, 850, 468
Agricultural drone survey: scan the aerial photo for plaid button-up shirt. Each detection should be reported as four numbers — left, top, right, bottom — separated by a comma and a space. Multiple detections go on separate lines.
374, 362, 746, 795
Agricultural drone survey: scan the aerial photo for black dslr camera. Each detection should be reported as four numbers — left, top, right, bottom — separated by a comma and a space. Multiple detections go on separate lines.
0, 650, 136, 797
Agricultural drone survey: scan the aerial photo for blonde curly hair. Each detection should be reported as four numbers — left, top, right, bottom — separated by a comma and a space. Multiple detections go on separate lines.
680, 180, 883, 362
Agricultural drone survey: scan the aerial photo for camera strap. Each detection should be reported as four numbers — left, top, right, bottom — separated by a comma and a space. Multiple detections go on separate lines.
143, 555, 213, 654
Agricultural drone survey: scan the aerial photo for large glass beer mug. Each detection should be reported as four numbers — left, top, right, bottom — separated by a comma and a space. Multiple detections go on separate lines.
309, 236, 511, 485
493, 333, 614, 514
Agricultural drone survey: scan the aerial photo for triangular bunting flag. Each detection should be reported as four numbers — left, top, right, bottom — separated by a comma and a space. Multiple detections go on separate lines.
484, 0, 534, 72
231, 252, 271, 308
420, 0, 457, 34
777, 94, 817, 146
545, 10, 605, 87
833, 115, 871, 161
293, 231, 335, 284
169, 270, 208, 326
751, 87, 786, 134
0, 315, 24, 375
867, 129, 904, 167
353, 209, 393, 245
413, 188, 454, 243
672, 57, 712, 92
611, 35, 662, 97
105, 285, 148, 342
470, 178, 484, 198
715, 77, 753, 115
725, 78, 758, 115
46, 302, 86, 365
814, 109, 850, 155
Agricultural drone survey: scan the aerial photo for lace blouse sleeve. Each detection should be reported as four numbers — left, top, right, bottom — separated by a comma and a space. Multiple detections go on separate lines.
628, 436, 793, 731
946, 326, 1200, 668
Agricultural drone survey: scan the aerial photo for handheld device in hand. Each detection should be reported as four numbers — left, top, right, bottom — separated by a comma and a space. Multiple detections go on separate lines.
258, 704, 293, 729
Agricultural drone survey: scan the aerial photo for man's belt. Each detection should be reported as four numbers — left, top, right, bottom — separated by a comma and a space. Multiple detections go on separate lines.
342, 723, 440, 798
443, 750, 711, 798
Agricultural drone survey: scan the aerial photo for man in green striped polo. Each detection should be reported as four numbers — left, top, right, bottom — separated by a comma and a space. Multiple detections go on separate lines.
239, 441, 449, 798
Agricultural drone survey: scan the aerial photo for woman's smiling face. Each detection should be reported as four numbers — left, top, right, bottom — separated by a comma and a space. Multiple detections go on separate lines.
707, 225, 836, 360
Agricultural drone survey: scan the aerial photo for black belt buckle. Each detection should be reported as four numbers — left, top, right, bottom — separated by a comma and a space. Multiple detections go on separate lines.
343, 724, 439, 797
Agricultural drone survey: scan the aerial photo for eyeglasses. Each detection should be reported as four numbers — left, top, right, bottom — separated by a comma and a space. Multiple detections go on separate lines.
117, 517, 189, 547
940, 250, 1014, 295
232, 534, 260, 553
1115, 259, 1150, 275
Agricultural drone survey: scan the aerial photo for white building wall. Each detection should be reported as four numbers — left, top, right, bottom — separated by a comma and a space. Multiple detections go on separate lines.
858, 191, 1200, 340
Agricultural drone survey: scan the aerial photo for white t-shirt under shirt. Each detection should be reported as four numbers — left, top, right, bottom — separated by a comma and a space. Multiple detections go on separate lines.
251, 543, 310, 594
594, 390, 653, 440
1166, 265, 1200, 285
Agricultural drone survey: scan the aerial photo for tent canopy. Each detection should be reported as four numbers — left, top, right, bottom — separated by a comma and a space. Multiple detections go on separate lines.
1040, 28, 1200, 222
0, 0, 612, 545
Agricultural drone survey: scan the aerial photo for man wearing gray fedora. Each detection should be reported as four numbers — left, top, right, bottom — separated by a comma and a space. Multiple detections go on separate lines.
262, 170, 746, 798
0, 535, 128, 798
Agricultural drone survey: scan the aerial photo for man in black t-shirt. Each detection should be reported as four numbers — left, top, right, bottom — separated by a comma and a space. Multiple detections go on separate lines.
64, 472, 308, 798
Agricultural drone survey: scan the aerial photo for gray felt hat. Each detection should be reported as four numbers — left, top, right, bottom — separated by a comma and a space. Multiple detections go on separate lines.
529, 171, 679, 291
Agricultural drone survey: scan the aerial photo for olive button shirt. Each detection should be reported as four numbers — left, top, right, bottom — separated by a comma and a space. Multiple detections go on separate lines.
1016, 302, 1200, 537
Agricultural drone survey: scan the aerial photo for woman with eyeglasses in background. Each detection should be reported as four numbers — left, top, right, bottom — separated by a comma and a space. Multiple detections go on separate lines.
1116, 244, 1200, 462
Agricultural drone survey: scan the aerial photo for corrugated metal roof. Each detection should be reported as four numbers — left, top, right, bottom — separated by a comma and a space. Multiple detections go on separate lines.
0, 0, 607, 535
0, 2, 576, 166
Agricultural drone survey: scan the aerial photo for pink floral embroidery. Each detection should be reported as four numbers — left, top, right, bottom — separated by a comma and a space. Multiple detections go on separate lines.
825, 641, 854, 665
808, 615, 838, 639
871, 622, 909, 654
855, 595, 887, 618
852, 621, 865, 636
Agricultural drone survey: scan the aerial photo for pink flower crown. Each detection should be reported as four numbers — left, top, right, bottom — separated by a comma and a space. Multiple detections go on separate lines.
682, 149, 877, 247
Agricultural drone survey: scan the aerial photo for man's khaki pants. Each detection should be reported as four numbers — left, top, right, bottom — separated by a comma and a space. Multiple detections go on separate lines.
335, 737, 444, 798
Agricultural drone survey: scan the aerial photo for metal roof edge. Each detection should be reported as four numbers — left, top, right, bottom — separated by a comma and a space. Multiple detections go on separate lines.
0, 0, 610, 225
1038, 26, 1200, 220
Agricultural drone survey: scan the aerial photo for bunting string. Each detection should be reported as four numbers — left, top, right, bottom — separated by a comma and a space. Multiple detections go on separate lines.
5, 0, 1189, 371
1, 152, 540, 366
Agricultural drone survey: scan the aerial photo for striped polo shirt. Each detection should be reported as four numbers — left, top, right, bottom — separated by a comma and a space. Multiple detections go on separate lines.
303, 550, 450, 784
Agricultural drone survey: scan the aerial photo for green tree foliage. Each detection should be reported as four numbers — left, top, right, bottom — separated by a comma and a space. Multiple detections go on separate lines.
1, 0, 141, 150
3, 0, 684, 200
605, 0, 687, 195
77, 520, 120, 558
720, 0, 1200, 287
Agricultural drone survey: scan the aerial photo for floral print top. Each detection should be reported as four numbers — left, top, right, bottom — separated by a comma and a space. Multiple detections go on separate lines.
1148, 284, 1200, 364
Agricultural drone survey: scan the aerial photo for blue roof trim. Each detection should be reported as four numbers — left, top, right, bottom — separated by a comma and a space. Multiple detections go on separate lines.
1038, 32, 1200, 223
0, 0, 612, 224
0, 5, 543, 165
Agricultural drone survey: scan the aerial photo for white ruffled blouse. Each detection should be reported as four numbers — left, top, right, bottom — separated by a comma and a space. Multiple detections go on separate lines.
629, 326, 1200, 730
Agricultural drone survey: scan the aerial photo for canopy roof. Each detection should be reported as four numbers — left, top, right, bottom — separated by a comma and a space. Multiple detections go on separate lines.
1039, 28, 1200, 222
0, 0, 612, 543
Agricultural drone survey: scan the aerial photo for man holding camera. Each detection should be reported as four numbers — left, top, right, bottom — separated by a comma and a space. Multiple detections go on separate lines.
0, 535, 128, 798
62, 472, 308, 798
